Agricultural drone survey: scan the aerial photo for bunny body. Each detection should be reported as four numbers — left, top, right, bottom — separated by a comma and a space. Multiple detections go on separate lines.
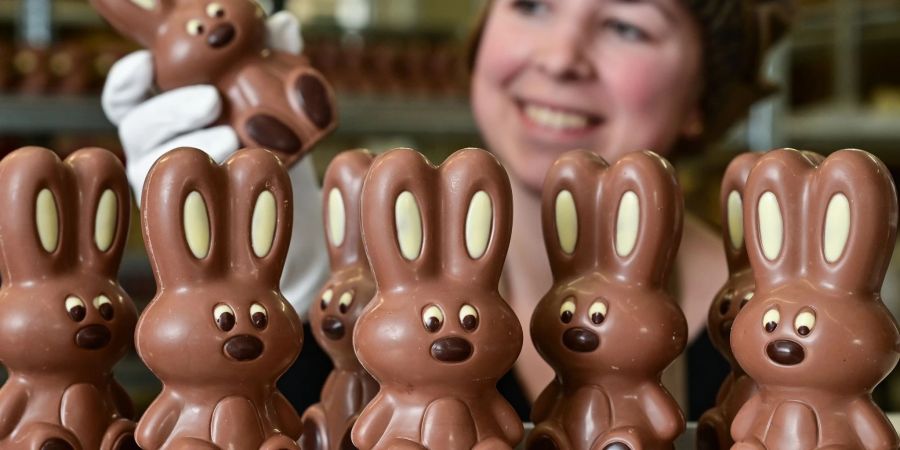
697, 153, 764, 450
302, 150, 379, 450
90, 0, 336, 166
353, 148, 524, 450
526, 151, 687, 450
0, 147, 138, 450
136, 147, 303, 450
730, 149, 900, 450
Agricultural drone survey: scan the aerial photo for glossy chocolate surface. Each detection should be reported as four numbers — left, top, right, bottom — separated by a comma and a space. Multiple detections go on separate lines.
0, 146, 138, 450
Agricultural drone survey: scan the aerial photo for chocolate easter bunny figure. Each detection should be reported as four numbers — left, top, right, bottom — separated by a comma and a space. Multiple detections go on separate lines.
731, 148, 900, 450
696, 153, 763, 450
89, 0, 337, 166
526, 150, 687, 450
302, 150, 379, 450
353, 148, 524, 450
136, 147, 304, 450
0, 146, 138, 450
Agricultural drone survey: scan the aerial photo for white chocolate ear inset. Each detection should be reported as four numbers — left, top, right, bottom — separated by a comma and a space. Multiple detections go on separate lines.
615, 191, 639, 257
183, 191, 211, 259
727, 190, 744, 250
823, 193, 850, 263
35, 188, 59, 253
465, 191, 493, 259
555, 190, 577, 255
395, 191, 423, 261
757, 191, 783, 261
251, 190, 277, 258
94, 189, 118, 252
130, 0, 155, 10
327, 187, 346, 247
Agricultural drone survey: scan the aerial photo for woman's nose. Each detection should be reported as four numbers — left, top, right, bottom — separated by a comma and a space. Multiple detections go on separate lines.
534, 29, 596, 81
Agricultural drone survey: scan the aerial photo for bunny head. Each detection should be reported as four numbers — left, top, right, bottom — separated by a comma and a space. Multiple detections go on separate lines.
0, 147, 137, 375
707, 153, 762, 367
355, 148, 522, 388
90, 0, 267, 89
531, 150, 687, 379
732, 149, 900, 394
309, 150, 376, 367
136, 147, 302, 387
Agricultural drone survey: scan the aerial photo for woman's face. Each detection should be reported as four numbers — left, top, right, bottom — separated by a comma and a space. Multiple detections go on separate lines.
471, 0, 703, 192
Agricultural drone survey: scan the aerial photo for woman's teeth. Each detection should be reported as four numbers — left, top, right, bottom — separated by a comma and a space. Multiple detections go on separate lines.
523, 103, 594, 131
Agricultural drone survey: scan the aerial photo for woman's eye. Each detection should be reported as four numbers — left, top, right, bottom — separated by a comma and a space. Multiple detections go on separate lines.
604, 19, 649, 42
511, 0, 548, 16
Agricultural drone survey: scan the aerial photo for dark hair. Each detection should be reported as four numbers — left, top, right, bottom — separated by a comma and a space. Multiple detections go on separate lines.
467, 0, 794, 154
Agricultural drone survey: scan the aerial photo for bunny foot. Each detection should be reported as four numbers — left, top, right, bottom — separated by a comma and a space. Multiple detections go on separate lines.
168, 437, 222, 450
101, 418, 138, 450
593, 427, 645, 450
16, 422, 81, 450
260, 434, 301, 450
381, 438, 426, 450
524, 423, 568, 450
299, 405, 327, 450
696, 410, 731, 450
472, 437, 514, 450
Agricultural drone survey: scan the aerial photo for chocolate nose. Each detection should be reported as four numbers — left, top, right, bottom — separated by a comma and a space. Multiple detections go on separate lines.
224, 335, 263, 361
75, 324, 111, 350
719, 319, 733, 342
430, 337, 472, 363
321, 315, 345, 340
766, 339, 805, 366
563, 327, 599, 353
297, 75, 333, 129
207, 23, 235, 48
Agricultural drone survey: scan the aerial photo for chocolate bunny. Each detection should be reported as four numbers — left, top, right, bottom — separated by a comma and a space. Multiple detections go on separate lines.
696, 153, 763, 450
89, 0, 337, 166
0, 146, 138, 450
136, 147, 304, 449
302, 150, 378, 450
526, 150, 687, 450
353, 148, 524, 450
731, 148, 900, 450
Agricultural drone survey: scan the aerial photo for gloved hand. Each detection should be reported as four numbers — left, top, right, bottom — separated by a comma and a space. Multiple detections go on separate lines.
101, 11, 328, 319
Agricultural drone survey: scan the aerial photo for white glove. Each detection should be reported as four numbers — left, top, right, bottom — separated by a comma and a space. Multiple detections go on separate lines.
101, 11, 327, 319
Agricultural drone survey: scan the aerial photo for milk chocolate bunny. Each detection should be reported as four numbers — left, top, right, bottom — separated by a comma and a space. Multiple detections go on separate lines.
302, 150, 378, 450
731, 148, 900, 450
136, 147, 303, 450
353, 148, 524, 450
696, 153, 762, 450
0, 146, 138, 450
526, 150, 687, 450
89, 0, 336, 166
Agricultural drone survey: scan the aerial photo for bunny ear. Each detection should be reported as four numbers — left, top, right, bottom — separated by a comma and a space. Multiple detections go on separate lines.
743, 149, 821, 289
89, 0, 173, 47
540, 150, 610, 281
361, 148, 437, 290
439, 148, 512, 287
224, 148, 293, 286
599, 151, 683, 286
65, 148, 130, 278
322, 149, 374, 272
0, 147, 77, 283
141, 147, 226, 291
808, 149, 897, 293
720, 153, 762, 272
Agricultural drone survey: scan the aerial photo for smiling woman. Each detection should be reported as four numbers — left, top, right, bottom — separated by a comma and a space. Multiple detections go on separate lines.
468, 0, 793, 411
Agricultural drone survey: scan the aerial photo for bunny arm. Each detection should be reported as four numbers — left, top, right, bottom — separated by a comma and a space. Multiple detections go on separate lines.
0, 383, 28, 440
730, 392, 763, 443
490, 393, 524, 446
271, 391, 302, 440
421, 397, 477, 450
61, 383, 111, 449
848, 397, 900, 450
210, 396, 266, 448
563, 386, 612, 445
111, 379, 136, 421
637, 382, 684, 442
135, 395, 182, 450
715, 373, 736, 406
350, 395, 392, 450
532, 379, 562, 424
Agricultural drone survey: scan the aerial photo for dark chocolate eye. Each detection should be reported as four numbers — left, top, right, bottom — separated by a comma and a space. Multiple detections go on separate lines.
214, 304, 235, 332
338, 291, 354, 314
250, 303, 268, 330
422, 305, 444, 333
762, 307, 780, 333
65, 296, 86, 322
794, 309, 816, 337
93, 295, 114, 321
588, 301, 607, 325
719, 299, 731, 316
559, 298, 575, 324
320, 288, 333, 310
186, 19, 205, 35
206, 3, 225, 18
459, 304, 479, 331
